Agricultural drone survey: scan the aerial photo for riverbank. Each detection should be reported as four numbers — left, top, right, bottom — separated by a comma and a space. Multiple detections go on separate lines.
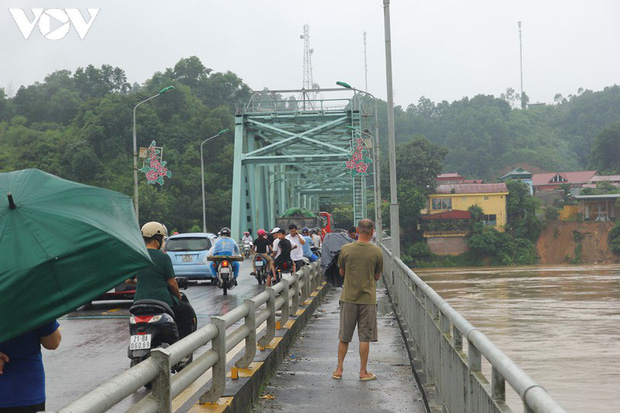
537, 221, 617, 264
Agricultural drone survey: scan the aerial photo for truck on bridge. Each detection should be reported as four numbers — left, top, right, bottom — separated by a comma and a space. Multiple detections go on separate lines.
275, 208, 334, 239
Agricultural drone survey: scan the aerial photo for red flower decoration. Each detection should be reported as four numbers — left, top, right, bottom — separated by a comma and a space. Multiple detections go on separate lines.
146, 170, 158, 181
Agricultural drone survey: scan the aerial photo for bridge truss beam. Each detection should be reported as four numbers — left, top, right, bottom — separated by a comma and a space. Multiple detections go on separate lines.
230, 89, 373, 239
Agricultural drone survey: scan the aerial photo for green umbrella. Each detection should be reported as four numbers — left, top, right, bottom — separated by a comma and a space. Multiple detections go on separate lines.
0, 169, 153, 342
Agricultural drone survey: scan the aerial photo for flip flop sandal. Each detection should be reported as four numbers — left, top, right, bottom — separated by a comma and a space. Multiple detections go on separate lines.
360, 373, 377, 381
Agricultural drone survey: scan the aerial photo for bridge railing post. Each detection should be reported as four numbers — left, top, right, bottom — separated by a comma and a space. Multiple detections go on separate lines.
492, 367, 506, 403
236, 299, 257, 369
150, 348, 172, 413
301, 266, 310, 303
200, 317, 226, 404
290, 273, 300, 316
258, 287, 276, 348
279, 278, 290, 327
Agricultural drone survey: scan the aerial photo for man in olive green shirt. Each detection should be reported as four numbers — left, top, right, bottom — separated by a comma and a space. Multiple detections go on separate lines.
332, 218, 383, 381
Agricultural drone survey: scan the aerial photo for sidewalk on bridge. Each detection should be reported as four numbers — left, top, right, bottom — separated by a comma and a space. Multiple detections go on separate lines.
252, 286, 427, 413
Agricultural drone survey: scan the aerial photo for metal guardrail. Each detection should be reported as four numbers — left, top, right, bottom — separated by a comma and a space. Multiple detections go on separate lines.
51, 263, 323, 413
381, 246, 566, 413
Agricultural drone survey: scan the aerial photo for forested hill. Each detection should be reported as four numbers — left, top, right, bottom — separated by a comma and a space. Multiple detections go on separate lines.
1, 56, 619, 231
389, 85, 620, 180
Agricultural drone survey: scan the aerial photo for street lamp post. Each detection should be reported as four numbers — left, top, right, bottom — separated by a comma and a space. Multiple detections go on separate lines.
201, 129, 229, 232
336, 81, 383, 242
133, 85, 174, 223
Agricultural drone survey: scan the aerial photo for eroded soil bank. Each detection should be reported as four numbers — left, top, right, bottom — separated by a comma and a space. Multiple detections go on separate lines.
537, 221, 618, 264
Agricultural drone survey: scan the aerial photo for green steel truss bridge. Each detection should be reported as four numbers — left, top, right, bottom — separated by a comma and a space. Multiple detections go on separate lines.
230, 88, 377, 239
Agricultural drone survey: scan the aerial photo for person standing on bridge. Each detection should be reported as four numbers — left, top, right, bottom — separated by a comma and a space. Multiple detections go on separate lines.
332, 218, 382, 381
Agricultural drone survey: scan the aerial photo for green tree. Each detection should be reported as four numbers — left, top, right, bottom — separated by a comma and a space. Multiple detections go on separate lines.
589, 122, 620, 174
397, 179, 427, 241
505, 180, 542, 241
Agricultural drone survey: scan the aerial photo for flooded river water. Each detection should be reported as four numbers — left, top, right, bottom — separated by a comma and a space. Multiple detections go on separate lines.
416, 264, 620, 413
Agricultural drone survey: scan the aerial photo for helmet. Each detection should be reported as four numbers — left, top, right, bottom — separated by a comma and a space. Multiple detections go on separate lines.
302, 227, 309, 234
244, 231, 249, 235
257, 229, 266, 236
141, 221, 168, 238
220, 227, 231, 237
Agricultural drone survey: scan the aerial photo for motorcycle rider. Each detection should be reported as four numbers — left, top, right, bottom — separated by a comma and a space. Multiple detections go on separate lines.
251, 229, 275, 276
301, 227, 318, 262
241, 231, 253, 256
130, 222, 197, 340
311, 228, 322, 249
207, 227, 241, 284
241, 231, 253, 245
270, 228, 294, 286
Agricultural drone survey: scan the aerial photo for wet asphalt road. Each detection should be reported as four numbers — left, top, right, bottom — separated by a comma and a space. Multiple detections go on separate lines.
43, 258, 262, 412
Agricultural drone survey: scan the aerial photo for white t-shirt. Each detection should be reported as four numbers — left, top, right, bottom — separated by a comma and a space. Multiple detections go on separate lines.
311, 234, 321, 248
286, 233, 304, 261
272, 238, 281, 259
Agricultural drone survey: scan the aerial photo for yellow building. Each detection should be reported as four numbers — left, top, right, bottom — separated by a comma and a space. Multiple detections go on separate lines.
426, 183, 509, 231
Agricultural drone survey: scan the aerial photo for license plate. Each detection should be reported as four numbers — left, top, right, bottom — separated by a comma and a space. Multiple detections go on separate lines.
182, 255, 193, 262
220, 267, 231, 274
255, 261, 263, 267
129, 334, 152, 350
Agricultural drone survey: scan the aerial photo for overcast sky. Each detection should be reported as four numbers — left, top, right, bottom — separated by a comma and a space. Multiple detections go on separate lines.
1, 0, 619, 107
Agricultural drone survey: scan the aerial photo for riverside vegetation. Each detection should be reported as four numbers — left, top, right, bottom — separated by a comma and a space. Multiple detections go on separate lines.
0, 57, 619, 254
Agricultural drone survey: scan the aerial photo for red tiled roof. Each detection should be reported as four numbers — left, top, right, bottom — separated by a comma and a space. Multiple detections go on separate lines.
437, 173, 463, 179
591, 175, 620, 183
422, 210, 471, 220
463, 179, 484, 184
434, 183, 508, 194
532, 171, 597, 186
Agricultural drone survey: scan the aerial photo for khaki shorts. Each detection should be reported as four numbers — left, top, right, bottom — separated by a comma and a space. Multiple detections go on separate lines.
339, 301, 378, 343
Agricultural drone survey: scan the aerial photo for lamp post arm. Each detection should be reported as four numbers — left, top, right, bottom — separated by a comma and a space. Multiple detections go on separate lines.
200, 129, 229, 232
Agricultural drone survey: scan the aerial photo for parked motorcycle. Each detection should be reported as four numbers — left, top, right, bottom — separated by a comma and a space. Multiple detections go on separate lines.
127, 297, 195, 386
253, 254, 268, 284
207, 255, 243, 295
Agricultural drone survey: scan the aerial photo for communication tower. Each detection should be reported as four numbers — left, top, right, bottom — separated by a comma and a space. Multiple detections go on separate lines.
300, 24, 314, 90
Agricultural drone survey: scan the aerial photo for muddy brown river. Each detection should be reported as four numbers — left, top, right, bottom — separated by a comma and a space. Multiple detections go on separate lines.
417, 264, 620, 412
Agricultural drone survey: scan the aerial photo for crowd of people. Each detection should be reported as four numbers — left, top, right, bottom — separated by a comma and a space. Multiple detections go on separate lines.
248, 225, 321, 286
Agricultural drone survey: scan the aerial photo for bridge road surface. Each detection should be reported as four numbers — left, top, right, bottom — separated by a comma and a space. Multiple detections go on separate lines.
42, 257, 262, 412
252, 287, 427, 413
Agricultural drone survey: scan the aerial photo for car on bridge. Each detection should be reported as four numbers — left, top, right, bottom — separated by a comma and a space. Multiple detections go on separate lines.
164, 232, 217, 282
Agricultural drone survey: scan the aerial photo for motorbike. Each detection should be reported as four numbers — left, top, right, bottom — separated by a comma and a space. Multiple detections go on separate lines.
311, 245, 321, 258
242, 242, 252, 259
127, 296, 194, 387
274, 259, 294, 284
253, 254, 268, 285
207, 255, 243, 295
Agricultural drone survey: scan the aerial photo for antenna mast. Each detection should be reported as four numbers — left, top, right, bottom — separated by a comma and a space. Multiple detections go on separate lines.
364, 31, 368, 91
301, 24, 314, 90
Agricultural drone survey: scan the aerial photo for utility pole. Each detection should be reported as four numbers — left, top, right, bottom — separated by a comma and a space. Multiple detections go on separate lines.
383, 0, 400, 257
